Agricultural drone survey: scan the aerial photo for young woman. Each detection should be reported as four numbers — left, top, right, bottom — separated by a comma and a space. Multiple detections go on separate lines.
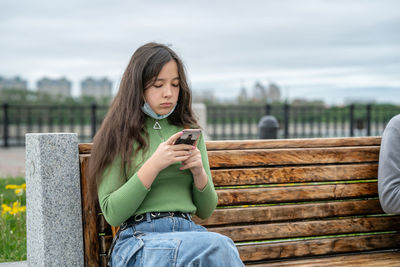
88, 42, 244, 267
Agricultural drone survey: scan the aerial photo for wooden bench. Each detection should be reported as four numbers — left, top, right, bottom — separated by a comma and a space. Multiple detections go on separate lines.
78, 136, 400, 266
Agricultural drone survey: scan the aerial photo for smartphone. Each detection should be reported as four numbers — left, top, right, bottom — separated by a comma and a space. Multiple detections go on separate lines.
174, 129, 202, 145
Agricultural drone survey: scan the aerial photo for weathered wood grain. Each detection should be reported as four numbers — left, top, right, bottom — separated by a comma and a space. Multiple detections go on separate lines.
252, 251, 400, 267
100, 235, 113, 255
79, 143, 92, 154
80, 156, 101, 267
205, 136, 381, 151
237, 233, 400, 262
194, 199, 383, 226
208, 146, 379, 168
78, 137, 382, 154
212, 164, 378, 186
209, 216, 400, 242
216, 182, 378, 206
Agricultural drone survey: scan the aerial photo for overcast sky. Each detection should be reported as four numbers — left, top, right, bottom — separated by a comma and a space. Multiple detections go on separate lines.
1, 0, 399, 104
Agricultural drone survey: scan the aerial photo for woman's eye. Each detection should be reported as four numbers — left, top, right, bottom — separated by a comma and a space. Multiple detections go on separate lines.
172, 84, 179, 87
153, 84, 163, 88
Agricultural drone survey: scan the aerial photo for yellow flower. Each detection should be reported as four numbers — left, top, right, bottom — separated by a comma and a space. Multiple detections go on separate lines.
5, 184, 26, 196
15, 189, 24, 196
5, 184, 18, 189
5, 184, 26, 190
1, 203, 12, 216
1, 201, 26, 216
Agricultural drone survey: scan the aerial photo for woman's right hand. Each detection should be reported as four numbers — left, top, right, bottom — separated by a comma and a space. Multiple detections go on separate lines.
138, 131, 194, 189
150, 131, 194, 172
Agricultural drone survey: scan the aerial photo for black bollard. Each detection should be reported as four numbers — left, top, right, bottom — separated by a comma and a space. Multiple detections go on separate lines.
258, 115, 279, 139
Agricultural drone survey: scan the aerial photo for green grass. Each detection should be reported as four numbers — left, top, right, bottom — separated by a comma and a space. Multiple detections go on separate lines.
0, 177, 27, 263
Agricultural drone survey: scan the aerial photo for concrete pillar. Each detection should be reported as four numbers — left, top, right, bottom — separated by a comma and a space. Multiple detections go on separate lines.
25, 133, 83, 267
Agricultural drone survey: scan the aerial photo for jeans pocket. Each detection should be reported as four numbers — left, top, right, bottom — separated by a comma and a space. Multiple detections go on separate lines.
141, 238, 181, 267
112, 237, 144, 267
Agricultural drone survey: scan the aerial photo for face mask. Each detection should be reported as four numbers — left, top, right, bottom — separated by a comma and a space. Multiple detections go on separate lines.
141, 102, 176, 120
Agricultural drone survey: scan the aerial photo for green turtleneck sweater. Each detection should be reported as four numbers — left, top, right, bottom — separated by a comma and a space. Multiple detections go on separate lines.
97, 117, 218, 226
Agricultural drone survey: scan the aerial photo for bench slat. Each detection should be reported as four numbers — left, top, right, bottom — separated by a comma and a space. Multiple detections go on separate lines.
209, 216, 400, 242
99, 255, 108, 267
205, 137, 381, 151
217, 182, 377, 206
208, 146, 379, 168
194, 199, 383, 226
80, 157, 101, 267
212, 164, 378, 186
100, 235, 113, 255
252, 251, 400, 267
237, 233, 400, 262
78, 137, 381, 154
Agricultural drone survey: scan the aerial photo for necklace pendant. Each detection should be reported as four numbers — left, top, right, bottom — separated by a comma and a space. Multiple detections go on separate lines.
153, 121, 161, 130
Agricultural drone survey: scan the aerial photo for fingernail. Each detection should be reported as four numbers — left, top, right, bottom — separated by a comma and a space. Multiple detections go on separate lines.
192, 146, 196, 150
179, 131, 183, 135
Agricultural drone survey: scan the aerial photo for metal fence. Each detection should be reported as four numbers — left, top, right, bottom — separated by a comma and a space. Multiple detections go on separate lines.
206, 104, 400, 140
0, 103, 109, 147
1, 103, 400, 147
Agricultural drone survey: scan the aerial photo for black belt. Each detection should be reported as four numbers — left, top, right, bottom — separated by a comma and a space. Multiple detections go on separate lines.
121, 211, 192, 228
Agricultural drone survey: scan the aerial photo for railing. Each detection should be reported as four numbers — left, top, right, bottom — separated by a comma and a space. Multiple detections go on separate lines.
1, 103, 400, 147
1, 103, 109, 147
206, 104, 400, 140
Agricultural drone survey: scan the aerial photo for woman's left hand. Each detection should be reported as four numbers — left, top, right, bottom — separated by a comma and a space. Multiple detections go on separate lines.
180, 145, 209, 190
180, 146, 203, 175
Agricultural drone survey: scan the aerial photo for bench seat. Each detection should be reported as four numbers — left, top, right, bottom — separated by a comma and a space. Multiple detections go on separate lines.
79, 136, 400, 266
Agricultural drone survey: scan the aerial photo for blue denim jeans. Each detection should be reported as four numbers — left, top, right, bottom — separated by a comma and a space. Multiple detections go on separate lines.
110, 215, 244, 267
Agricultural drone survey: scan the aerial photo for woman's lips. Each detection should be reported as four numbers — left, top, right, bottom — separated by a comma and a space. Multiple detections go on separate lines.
160, 103, 172, 108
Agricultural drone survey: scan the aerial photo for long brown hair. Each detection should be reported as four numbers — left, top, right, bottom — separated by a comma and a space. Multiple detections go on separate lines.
87, 42, 198, 199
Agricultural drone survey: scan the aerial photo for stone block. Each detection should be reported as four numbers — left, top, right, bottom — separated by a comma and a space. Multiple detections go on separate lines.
25, 133, 83, 266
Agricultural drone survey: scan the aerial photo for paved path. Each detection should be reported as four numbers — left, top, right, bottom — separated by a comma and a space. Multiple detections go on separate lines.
0, 262, 27, 267
0, 147, 25, 178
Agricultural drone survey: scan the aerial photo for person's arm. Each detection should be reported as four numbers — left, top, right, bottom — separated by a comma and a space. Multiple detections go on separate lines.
378, 115, 400, 214
98, 155, 150, 226
98, 131, 192, 226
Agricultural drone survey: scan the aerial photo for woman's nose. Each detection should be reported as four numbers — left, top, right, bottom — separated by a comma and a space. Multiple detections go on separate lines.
162, 85, 173, 97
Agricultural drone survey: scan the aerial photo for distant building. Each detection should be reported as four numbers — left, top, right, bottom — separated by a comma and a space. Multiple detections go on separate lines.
251, 81, 282, 103
192, 89, 216, 103
81, 77, 113, 98
238, 85, 248, 103
267, 83, 281, 103
252, 81, 267, 102
0, 76, 27, 90
37, 77, 71, 97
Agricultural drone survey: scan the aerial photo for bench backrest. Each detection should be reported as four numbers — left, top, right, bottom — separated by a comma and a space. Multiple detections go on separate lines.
79, 136, 400, 266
